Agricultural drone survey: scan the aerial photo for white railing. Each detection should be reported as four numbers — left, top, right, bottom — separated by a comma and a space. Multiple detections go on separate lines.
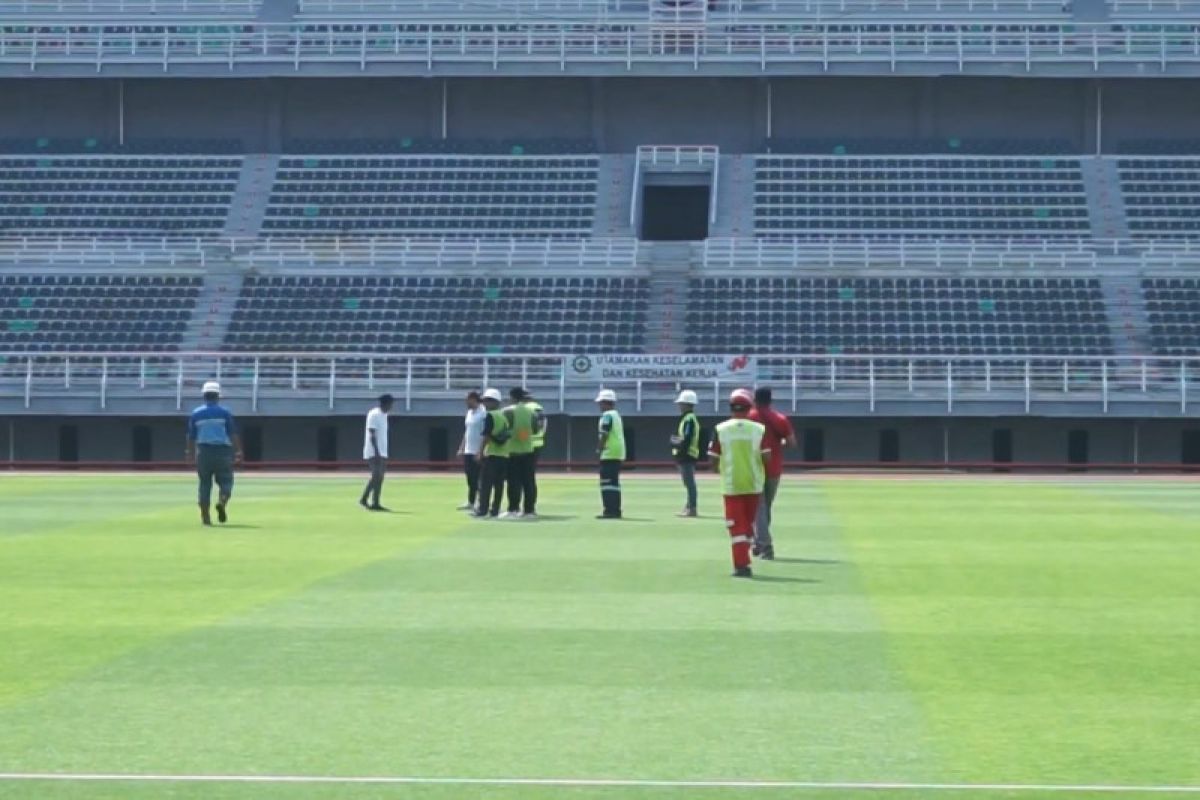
294, 0, 1068, 19
1, 352, 1196, 414
701, 238, 1107, 270
1109, 0, 1200, 17
241, 237, 641, 270
3, 22, 1200, 74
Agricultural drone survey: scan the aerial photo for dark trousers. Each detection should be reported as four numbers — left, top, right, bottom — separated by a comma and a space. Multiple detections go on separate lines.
599, 459, 622, 517
362, 456, 386, 506
506, 452, 537, 514
464, 453, 481, 505
196, 445, 234, 506
678, 460, 697, 511
477, 455, 507, 516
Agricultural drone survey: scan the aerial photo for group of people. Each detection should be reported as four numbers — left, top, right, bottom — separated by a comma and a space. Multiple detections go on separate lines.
187, 379, 795, 578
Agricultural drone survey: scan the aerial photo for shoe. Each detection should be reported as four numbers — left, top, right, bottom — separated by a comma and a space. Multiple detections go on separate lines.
595, 513, 622, 520
522, 513, 538, 521
368, 505, 390, 512
215, 503, 227, 524
501, 511, 523, 520
470, 510, 489, 518
676, 508, 697, 518
761, 546, 775, 561
751, 543, 763, 557
360, 498, 370, 510
732, 567, 754, 579
200, 510, 212, 526
457, 503, 474, 511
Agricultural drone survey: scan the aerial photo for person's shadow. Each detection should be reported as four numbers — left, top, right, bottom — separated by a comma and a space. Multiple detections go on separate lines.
772, 557, 840, 566
752, 575, 820, 584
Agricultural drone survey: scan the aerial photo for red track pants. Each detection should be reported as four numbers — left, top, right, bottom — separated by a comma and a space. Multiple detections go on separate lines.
723, 493, 761, 569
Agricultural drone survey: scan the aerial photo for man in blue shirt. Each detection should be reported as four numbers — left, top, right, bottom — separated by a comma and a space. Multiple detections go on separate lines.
185, 381, 243, 526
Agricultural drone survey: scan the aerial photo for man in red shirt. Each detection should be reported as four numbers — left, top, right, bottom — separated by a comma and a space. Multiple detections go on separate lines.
748, 387, 797, 560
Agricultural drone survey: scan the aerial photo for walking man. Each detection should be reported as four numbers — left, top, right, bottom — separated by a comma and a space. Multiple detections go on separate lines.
708, 389, 771, 578
360, 393, 394, 511
473, 388, 511, 519
671, 389, 701, 517
457, 390, 486, 511
503, 387, 540, 519
186, 381, 243, 527
595, 389, 625, 519
748, 386, 797, 560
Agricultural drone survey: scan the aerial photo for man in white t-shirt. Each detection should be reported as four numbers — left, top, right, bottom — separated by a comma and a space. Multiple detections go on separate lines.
456, 390, 487, 510
360, 393, 394, 511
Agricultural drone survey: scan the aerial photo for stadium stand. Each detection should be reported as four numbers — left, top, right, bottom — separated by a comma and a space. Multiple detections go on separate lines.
685, 276, 1112, 355
224, 275, 650, 353
0, 273, 201, 352
0, 154, 241, 234
754, 155, 1090, 239
0, 0, 257, 15
1143, 277, 1200, 355
1118, 157, 1200, 238
262, 154, 599, 238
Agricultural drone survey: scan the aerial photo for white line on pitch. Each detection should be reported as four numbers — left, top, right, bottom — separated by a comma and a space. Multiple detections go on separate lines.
0, 774, 1198, 793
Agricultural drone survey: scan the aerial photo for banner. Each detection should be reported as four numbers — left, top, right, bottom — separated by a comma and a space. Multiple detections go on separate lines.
567, 354, 757, 383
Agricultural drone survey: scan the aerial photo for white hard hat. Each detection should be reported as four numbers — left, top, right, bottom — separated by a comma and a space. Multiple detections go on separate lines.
675, 390, 698, 405
595, 389, 617, 403
202, 381, 221, 396
482, 388, 503, 403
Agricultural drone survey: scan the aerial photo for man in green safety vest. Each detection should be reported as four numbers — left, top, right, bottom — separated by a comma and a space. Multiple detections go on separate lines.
503, 387, 543, 520
525, 391, 546, 514
670, 389, 701, 518
472, 388, 511, 519
595, 389, 625, 520
708, 388, 772, 578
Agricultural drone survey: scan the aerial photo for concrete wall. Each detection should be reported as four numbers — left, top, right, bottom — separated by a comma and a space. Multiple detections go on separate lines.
3, 77, 1195, 154
4, 415, 1198, 466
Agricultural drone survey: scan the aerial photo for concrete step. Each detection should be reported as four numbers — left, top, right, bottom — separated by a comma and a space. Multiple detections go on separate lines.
180, 268, 244, 352
1099, 273, 1151, 356
1081, 156, 1130, 241
224, 154, 280, 238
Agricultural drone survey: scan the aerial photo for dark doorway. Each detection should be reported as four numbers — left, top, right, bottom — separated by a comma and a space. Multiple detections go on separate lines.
992, 429, 1013, 464
317, 426, 338, 463
58, 425, 79, 462
428, 427, 449, 463
132, 425, 152, 463
624, 427, 637, 464
242, 425, 263, 463
1183, 430, 1200, 465
640, 185, 710, 241
1067, 429, 1089, 468
879, 429, 900, 463
802, 428, 824, 462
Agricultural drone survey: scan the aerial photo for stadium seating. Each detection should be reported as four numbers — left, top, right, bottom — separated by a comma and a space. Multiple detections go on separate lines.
1118, 158, 1200, 238
1142, 277, 1200, 354
0, 155, 241, 234
685, 276, 1111, 355
224, 275, 649, 352
0, 0, 258, 16
262, 155, 599, 238
755, 156, 1090, 239
0, 273, 201, 352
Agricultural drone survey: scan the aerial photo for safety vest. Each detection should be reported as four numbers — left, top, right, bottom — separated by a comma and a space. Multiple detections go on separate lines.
484, 408, 511, 458
598, 409, 626, 461
506, 402, 535, 455
713, 417, 767, 496
527, 401, 546, 450
673, 412, 700, 460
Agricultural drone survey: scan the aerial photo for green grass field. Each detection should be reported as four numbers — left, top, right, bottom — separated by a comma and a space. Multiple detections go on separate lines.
1, 473, 1198, 800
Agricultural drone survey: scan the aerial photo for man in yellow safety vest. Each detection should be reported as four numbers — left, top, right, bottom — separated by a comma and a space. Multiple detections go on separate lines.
708, 388, 772, 578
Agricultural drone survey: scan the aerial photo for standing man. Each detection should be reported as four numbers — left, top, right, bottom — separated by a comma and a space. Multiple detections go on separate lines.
457, 390, 486, 511
473, 388, 510, 519
708, 389, 771, 578
595, 389, 625, 520
748, 386, 797, 560
360, 393, 394, 512
526, 391, 546, 515
671, 389, 701, 518
186, 381, 243, 527
503, 387, 539, 520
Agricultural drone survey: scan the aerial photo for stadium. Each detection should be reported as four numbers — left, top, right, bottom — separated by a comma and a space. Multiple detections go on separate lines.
2, 0, 1200, 797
